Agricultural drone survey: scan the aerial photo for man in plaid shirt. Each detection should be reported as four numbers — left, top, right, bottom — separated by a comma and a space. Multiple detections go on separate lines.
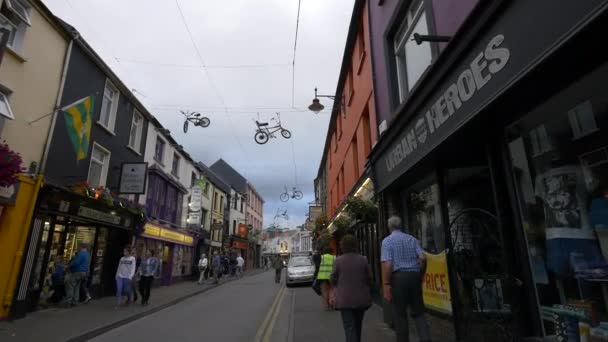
381, 216, 431, 342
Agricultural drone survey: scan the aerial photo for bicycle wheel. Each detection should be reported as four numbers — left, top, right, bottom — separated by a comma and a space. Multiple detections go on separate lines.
280, 192, 289, 202
254, 131, 269, 144
183, 120, 189, 133
293, 190, 303, 200
281, 129, 292, 139
199, 117, 211, 127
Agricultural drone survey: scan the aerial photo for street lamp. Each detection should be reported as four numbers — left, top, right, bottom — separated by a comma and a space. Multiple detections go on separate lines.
308, 87, 340, 114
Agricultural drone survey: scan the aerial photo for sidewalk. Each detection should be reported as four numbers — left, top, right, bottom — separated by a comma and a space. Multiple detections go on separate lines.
0, 269, 264, 342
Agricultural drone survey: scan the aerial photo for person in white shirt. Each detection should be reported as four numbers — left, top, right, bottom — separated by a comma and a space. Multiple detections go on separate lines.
115, 246, 136, 307
236, 254, 245, 279
198, 254, 208, 284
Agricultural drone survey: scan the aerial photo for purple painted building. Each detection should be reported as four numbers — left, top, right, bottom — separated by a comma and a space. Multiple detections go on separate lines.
369, 0, 478, 135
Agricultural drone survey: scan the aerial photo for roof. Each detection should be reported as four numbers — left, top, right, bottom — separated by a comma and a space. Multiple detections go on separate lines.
210, 159, 247, 194
196, 162, 230, 194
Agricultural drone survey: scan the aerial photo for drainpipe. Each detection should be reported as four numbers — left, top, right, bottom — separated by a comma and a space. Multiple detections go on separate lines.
39, 39, 73, 175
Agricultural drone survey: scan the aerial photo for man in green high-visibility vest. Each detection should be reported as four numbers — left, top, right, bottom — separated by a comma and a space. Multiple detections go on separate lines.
316, 247, 336, 310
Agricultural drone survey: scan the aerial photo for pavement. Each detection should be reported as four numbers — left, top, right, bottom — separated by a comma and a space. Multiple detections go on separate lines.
0, 270, 398, 341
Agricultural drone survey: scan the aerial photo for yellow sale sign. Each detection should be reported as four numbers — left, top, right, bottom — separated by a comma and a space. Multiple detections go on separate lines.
422, 251, 452, 314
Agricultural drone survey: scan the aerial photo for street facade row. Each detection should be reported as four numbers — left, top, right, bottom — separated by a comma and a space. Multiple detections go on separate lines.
0, 0, 263, 320
314, 0, 608, 341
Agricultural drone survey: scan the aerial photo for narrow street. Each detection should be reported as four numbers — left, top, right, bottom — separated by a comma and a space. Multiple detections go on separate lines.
86, 270, 394, 342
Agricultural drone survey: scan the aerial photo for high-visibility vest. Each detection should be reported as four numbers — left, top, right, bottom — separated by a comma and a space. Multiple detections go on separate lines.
317, 254, 335, 280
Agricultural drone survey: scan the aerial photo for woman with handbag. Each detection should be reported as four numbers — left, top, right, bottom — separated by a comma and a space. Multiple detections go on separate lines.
331, 235, 372, 342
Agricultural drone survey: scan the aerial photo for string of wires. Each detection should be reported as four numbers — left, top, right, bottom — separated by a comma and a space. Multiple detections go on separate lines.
291, 0, 302, 108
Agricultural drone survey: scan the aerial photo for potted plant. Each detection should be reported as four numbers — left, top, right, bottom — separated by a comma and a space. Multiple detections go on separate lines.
0, 141, 24, 187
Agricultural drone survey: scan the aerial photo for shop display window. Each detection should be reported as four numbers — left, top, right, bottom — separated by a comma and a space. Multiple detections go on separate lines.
507, 62, 608, 338
402, 176, 445, 254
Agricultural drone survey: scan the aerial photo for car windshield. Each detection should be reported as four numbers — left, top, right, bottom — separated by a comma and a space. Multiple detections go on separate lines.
289, 257, 312, 267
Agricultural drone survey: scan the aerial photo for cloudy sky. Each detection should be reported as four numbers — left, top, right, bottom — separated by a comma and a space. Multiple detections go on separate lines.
42, 0, 354, 228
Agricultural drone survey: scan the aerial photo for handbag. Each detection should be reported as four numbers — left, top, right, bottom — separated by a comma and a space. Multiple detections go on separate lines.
312, 279, 322, 296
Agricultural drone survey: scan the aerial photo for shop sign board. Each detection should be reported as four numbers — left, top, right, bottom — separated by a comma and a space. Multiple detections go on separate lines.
78, 206, 121, 225
238, 223, 248, 238
0, 182, 20, 205
143, 223, 194, 246
144, 224, 161, 237
233, 241, 248, 249
118, 163, 148, 194
189, 185, 202, 212
187, 212, 201, 225
373, 0, 608, 192
422, 251, 452, 314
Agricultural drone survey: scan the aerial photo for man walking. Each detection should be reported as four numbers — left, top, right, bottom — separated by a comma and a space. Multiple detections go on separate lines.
64, 243, 90, 307
272, 256, 283, 284
198, 253, 208, 284
236, 254, 245, 279
381, 216, 431, 342
211, 251, 221, 284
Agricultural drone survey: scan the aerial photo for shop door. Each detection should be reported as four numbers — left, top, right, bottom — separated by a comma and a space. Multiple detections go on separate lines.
442, 145, 525, 341
101, 229, 130, 296
161, 244, 174, 285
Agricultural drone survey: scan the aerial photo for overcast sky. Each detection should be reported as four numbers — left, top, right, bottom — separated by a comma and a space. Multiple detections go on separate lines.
43, 0, 354, 228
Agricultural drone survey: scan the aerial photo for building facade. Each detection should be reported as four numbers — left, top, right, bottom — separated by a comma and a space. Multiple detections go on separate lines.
368, 0, 608, 340
198, 163, 229, 257
246, 182, 264, 267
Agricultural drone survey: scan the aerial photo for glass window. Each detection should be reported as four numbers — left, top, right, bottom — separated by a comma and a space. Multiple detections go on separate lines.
128, 110, 143, 152
0, 91, 15, 120
154, 137, 165, 163
87, 143, 110, 187
403, 176, 444, 254
507, 62, 608, 335
99, 80, 119, 130
5, 0, 30, 25
172, 153, 180, 176
394, 0, 433, 102
0, 15, 17, 48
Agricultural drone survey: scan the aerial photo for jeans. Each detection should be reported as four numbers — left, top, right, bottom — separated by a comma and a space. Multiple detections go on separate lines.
139, 275, 154, 304
116, 277, 132, 305
213, 268, 220, 284
392, 271, 431, 342
340, 308, 366, 342
274, 269, 282, 283
236, 266, 243, 278
198, 267, 207, 283
65, 272, 86, 305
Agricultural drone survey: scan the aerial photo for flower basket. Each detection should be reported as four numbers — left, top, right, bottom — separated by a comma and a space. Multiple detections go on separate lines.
0, 142, 24, 187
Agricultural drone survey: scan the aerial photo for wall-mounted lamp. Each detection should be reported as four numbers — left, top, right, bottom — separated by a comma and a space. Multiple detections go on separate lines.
412, 33, 451, 45
308, 87, 344, 114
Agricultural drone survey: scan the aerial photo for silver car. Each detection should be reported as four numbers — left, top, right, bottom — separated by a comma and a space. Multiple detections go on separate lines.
286, 256, 315, 286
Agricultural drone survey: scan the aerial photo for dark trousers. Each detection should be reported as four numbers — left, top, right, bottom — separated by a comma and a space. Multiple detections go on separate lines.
139, 276, 154, 303
340, 308, 366, 342
274, 269, 281, 283
392, 271, 431, 342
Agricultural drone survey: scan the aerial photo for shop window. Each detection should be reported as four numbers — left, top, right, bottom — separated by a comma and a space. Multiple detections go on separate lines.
506, 63, 608, 335
87, 143, 110, 188
393, 0, 433, 103
403, 176, 444, 254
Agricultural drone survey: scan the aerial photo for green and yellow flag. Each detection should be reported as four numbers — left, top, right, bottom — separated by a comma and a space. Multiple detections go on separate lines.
62, 96, 94, 161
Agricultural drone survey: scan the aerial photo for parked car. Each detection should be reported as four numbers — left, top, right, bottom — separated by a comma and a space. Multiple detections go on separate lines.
286, 256, 315, 287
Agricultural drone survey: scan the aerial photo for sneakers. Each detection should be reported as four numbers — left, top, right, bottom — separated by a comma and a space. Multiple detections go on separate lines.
84, 296, 92, 304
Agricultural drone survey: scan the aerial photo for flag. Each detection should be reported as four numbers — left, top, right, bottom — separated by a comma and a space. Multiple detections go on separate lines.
62, 96, 94, 161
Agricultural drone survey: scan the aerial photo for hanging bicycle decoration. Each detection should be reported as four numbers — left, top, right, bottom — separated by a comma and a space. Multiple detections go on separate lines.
274, 207, 290, 221
280, 186, 303, 202
181, 110, 210, 133
253, 113, 292, 145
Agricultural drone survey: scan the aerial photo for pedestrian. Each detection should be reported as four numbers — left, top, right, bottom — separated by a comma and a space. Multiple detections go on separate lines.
115, 246, 136, 307
272, 255, 283, 284
331, 235, 372, 342
49, 255, 65, 304
139, 249, 160, 305
64, 243, 90, 307
236, 254, 245, 278
263, 256, 269, 270
79, 272, 92, 304
130, 253, 142, 303
198, 253, 208, 284
317, 247, 336, 310
381, 216, 431, 342
212, 251, 221, 284
312, 250, 321, 279
229, 252, 237, 276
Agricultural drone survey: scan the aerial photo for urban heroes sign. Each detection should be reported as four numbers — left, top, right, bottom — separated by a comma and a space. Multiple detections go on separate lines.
378, 35, 510, 190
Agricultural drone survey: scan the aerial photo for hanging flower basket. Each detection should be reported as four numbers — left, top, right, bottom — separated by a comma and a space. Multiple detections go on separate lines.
0, 142, 24, 187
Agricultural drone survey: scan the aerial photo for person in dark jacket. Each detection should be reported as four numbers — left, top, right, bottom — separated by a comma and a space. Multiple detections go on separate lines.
331, 235, 372, 342
49, 255, 66, 304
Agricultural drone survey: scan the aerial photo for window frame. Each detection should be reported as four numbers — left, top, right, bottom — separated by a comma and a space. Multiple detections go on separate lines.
171, 153, 181, 177
87, 142, 111, 188
128, 109, 144, 153
154, 136, 165, 164
5, 0, 30, 26
98, 79, 120, 133
0, 14, 18, 49
0, 90, 15, 120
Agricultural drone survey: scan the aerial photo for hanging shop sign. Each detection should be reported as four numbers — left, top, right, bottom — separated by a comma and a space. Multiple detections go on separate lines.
187, 212, 201, 225
143, 223, 194, 245
374, 0, 608, 192
233, 241, 248, 249
118, 163, 148, 194
422, 251, 452, 314
0, 182, 20, 205
189, 185, 202, 212
77, 206, 121, 225
238, 223, 248, 238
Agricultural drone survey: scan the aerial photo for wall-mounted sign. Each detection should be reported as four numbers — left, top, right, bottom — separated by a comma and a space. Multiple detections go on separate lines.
119, 163, 148, 194
233, 241, 248, 249
187, 212, 201, 225
189, 185, 202, 212
143, 223, 194, 246
0, 182, 20, 205
238, 223, 248, 238
78, 206, 122, 225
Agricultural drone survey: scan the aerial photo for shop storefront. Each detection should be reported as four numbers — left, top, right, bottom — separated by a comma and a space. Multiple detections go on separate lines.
370, 1, 608, 340
138, 223, 194, 285
13, 185, 137, 318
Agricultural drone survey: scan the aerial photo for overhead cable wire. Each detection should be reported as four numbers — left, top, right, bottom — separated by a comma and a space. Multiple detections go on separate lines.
291, 0, 302, 108
115, 58, 292, 69
290, 138, 299, 187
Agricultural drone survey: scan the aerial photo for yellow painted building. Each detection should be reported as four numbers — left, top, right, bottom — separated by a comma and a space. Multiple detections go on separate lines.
0, 0, 70, 319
